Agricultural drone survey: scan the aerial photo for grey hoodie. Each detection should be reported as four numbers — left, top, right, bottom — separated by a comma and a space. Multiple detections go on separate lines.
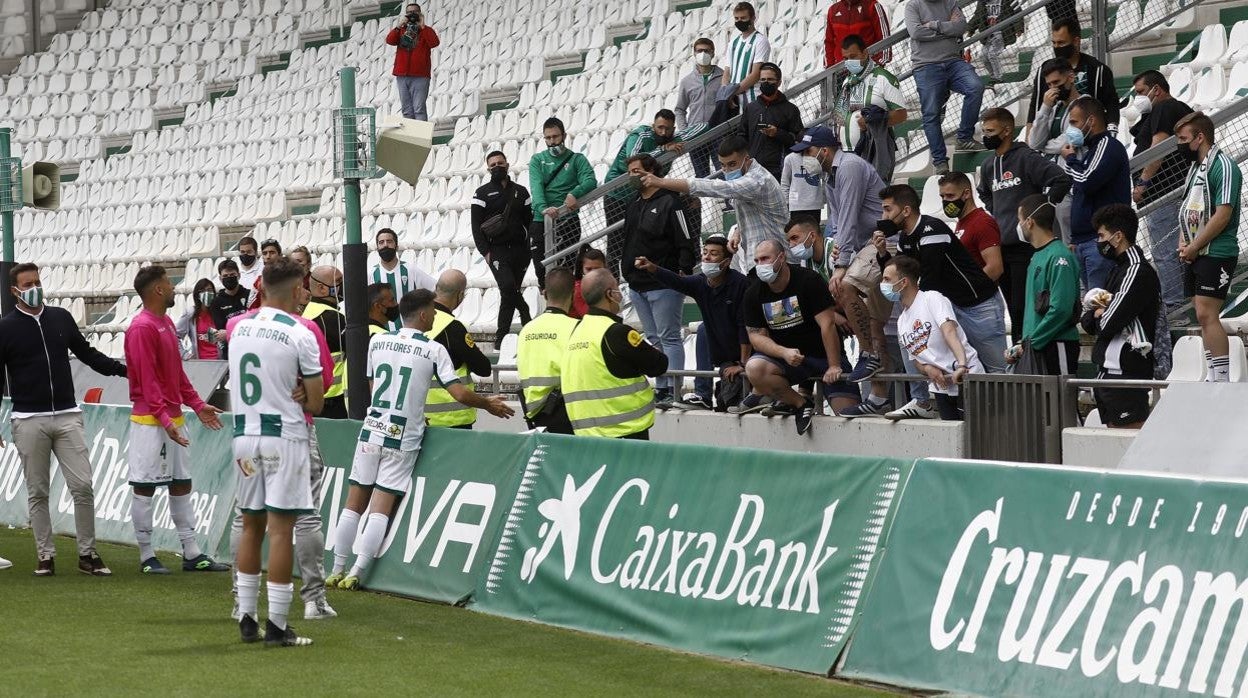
976, 142, 1072, 247
904, 0, 968, 68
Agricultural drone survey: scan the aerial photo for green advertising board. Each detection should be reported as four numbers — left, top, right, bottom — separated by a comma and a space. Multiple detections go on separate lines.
474, 432, 910, 673
841, 459, 1248, 697
314, 421, 532, 605
0, 402, 236, 559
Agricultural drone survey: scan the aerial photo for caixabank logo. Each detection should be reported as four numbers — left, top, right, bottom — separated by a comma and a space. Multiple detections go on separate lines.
480, 442, 903, 671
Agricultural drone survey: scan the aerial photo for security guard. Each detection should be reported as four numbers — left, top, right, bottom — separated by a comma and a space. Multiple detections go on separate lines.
516, 267, 578, 433
427, 269, 492, 428
304, 265, 348, 418
561, 268, 668, 439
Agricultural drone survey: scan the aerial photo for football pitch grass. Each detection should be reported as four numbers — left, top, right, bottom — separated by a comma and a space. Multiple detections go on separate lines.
1, 529, 897, 696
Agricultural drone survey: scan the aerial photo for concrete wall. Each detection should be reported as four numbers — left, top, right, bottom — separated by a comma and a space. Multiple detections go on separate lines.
475, 405, 966, 460
1061, 427, 1136, 469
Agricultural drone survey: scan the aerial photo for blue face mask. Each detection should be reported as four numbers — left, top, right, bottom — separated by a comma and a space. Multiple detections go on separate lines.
1065, 124, 1086, 148
789, 241, 814, 261
845, 59, 864, 75
724, 167, 743, 181
879, 280, 902, 303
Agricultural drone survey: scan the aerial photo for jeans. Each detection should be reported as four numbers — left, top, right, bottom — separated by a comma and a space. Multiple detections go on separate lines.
898, 345, 931, 403
913, 59, 984, 165
629, 287, 685, 394
396, 75, 430, 121
1146, 201, 1183, 311
1076, 239, 1116, 292
689, 141, 714, 179
953, 294, 1008, 374
693, 323, 713, 401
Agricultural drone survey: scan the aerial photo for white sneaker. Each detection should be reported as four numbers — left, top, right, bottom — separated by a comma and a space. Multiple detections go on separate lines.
0, 555, 12, 570
305, 598, 338, 620
885, 398, 939, 421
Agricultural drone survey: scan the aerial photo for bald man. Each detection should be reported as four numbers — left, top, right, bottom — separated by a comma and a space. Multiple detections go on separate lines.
304, 265, 348, 418
426, 270, 492, 428
561, 269, 668, 439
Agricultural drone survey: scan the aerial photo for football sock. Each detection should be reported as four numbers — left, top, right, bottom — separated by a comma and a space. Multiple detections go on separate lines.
132, 494, 155, 561
237, 572, 260, 618
1211, 354, 1230, 382
1205, 350, 1214, 381
349, 513, 389, 577
268, 581, 294, 630
867, 392, 889, 407
169, 493, 203, 560
332, 509, 362, 574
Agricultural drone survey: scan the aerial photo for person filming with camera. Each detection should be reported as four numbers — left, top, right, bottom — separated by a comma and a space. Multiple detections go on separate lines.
386, 3, 439, 122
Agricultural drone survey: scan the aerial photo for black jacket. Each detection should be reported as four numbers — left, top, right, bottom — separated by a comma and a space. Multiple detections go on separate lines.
471, 178, 533, 253
586, 308, 669, 379
433, 302, 492, 377
620, 189, 696, 292
1081, 245, 1158, 377
0, 306, 127, 413
884, 215, 998, 308
737, 92, 803, 180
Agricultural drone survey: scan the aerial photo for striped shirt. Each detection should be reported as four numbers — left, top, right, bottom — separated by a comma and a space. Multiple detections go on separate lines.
1182, 145, 1242, 259
728, 31, 771, 103
369, 261, 436, 331
686, 163, 787, 270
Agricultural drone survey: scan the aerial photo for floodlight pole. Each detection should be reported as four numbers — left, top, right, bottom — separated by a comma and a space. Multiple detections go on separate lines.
1, 128, 15, 318
339, 67, 369, 420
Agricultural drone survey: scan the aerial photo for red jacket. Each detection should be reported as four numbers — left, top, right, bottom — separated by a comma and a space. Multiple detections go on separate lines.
385, 24, 440, 77
824, 0, 891, 67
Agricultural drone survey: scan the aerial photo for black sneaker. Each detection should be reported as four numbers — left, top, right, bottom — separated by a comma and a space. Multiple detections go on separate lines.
265, 619, 313, 647
672, 393, 712, 411
838, 400, 894, 419
78, 553, 112, 577
240, 614, 260, 643
183, 554, 230, 572
795, 399, 816, 436
34, 558, 54, 577
654, 392, 675, 410
848, 353, 882, 383
761, 401, 799, 417
140, 556, 171, 575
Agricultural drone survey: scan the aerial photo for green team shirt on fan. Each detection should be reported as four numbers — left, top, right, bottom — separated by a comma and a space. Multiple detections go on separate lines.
369, 261, 436, 331
360, 328, 461, 451
227, 308, 322, 440
1182, 145, 1242, 259
834, 67, 905, 145
728, 31, 771, 103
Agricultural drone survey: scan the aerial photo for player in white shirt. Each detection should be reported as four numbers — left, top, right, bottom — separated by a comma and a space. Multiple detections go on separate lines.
883, 255, 983, 421
369, 228, 436, 331
327, 288, 514, 590
228, 259, 325, 648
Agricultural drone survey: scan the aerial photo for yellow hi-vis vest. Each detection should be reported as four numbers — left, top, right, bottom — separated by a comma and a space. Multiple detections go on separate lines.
516, 310, 578, 420
560, 314, 654, 438
303, 301, 345, 399
426, 309, 476, 427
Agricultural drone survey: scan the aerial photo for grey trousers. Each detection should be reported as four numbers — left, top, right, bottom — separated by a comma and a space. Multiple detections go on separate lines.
230, 421, 327, 603
396, 75, 430, 121
12, 413, 97, 559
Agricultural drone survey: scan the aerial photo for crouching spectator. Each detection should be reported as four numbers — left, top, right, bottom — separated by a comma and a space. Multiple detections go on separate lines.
1081, 204, 1159, 429
885, 255, 983, 420
741, 240, 859, 436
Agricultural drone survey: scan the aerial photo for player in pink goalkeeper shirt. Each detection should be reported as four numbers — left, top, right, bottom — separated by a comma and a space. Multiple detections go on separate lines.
125, 265, 230, 575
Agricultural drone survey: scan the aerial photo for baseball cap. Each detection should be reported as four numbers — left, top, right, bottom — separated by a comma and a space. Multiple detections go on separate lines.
789, 125, 839, 152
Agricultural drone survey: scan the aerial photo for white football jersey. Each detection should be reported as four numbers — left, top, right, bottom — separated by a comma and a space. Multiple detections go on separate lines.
227, 308, 322, 440
362, 328, 461, 451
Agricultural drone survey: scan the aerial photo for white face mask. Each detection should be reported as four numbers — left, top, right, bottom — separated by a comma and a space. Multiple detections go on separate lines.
1132, 93, 1152, 115
756, 262, 779, 283
701, 261, 723, 278
694, 51, 713, 66
1017, 222, 1029, 243
800, 155, 821, 175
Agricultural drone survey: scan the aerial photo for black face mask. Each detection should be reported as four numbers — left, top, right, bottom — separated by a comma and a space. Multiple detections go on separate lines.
1056, 86, 1071, 102
758, 82, 778, 97
1097, 239, 1118, 260
943, 197, 967, 219
221, 276, 240, 291
384, 305, 401, 321
239, 253, 256, 267
1179, 143, 1201, 162
875, 218, 900, 237
653, 132, 672, 145
489, 165, 508, 183
1053, 43, 1076, 60
406, 12, 420, 22
378, 247, 398, 263
734, 20, 752, 32
982, 133, 1004, 151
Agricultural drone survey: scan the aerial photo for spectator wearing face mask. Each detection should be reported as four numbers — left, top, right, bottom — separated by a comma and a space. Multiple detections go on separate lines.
176, 278, 223, 360
245, 238, 284, 311
472, 150, 534, 345
366, 283, 399, 334
1028, 59, 1081, 162
785, 218, 829, 277
780, 143, 826, 228
884, 255, 983, 420
529, 117, 598, 289
1008, 194, 1082, 374
232, 236, 262, 297
386, 2, 439, 121
675, 37, 725, 179
1026, 17, 1117, 140
825, 0, 892, 67
305, 265, 348, 419
834, 34, 907, 181
210, 259, 250, 333
737, 62, 803, 182
938, 172, 1002, 282
723, 2, 772, 104
369, 227, 436, 332
1062, 96, 1132, 292
635, 234, 751, 411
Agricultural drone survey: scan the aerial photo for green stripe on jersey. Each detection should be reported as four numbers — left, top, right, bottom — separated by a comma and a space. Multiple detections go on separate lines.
233, 414, 246, 437
260, 413, 283, 437
272, 313, 297, 327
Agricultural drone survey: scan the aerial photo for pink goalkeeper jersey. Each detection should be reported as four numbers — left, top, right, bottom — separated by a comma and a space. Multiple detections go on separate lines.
125, 308, 206, 428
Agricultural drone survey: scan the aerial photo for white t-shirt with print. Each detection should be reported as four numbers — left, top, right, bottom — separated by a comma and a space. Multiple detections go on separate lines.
897, 290, 983, 395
